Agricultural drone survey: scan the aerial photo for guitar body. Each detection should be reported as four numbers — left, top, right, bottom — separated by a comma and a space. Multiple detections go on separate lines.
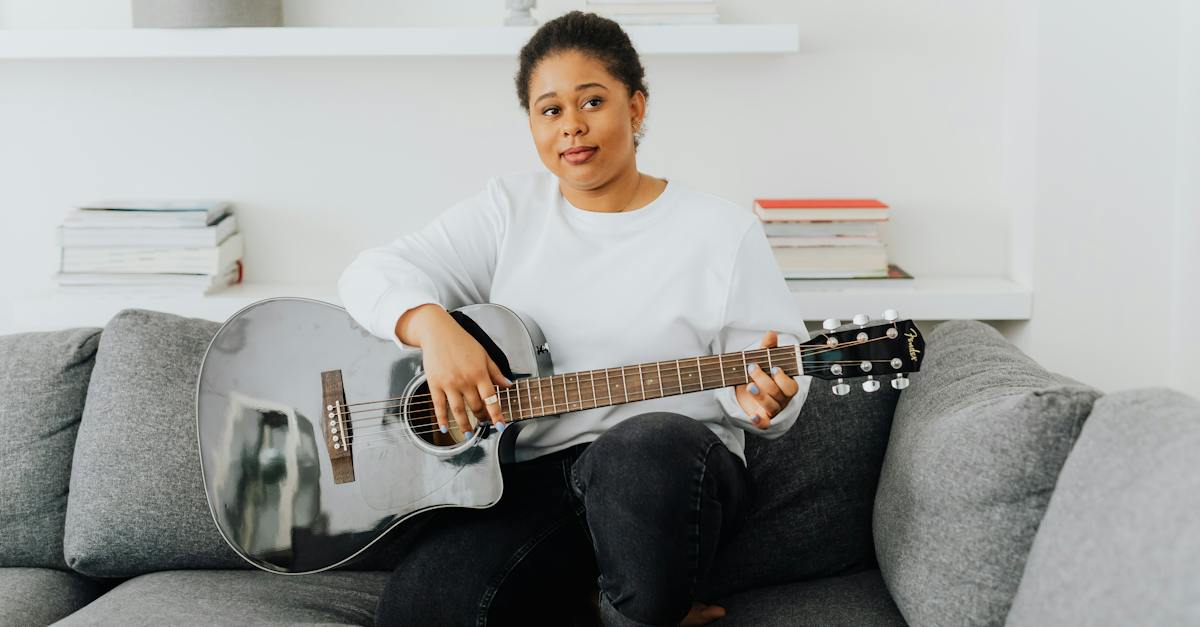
196, 298, 552, 574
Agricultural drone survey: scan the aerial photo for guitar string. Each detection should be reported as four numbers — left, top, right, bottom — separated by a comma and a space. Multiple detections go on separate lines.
338, 363, 825, 448
339, 360, 899, 447
339, 351, 905, 447
341, 349, 807, 424
337, 336, 896, 423
339, 356, 901, 436
332, 336, 899, 444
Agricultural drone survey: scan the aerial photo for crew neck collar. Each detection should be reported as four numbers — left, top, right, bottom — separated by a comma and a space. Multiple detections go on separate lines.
558, 176, 679, 233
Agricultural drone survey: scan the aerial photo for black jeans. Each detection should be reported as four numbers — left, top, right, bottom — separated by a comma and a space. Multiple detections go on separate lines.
373, 412, 752, 627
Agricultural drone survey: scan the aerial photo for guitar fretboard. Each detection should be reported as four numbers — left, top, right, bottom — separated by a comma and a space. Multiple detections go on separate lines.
499, 345, 802, 421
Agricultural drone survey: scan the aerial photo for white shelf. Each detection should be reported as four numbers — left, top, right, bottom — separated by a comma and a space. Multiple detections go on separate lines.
8, 283, 341, 332
0, 25, 799, 59
7, 276, 1030, 334
788, 276, 1033, 321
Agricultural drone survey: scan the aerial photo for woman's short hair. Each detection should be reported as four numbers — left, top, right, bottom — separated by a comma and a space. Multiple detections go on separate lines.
515, 10, 650, 149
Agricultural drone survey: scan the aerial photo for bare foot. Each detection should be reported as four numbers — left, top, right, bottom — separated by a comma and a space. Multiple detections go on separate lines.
680, 601, 726, 625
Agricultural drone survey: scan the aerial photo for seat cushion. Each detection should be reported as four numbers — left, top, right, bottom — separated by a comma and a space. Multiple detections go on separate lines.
0, 567, 104, 626
715, 568, 906, 627
54, 570, 388, 627
1006, 388, 1200, 626
703, 368, 901, 597
873, 320, 1101, 627
0, 328, 102, 568
62, 309, 250, 576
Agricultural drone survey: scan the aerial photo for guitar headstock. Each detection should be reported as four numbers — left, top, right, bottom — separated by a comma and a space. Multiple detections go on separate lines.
801, 309, 924, 396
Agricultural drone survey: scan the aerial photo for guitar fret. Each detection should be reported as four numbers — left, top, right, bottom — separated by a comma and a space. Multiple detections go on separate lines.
513, 381, 523, 420
719, 354, 726, 387
741, 351, 748, 386
695, 357, 704, 390
606, 368, 614, 406
636, 364, 644, 400
620, 366, 628, 403
675, 360, 683, 394
589, 371, 598, 410
656, 362, 664, 398
559, 369, 568, 410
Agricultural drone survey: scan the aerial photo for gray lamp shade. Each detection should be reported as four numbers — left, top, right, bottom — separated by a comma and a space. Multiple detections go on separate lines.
131, 0, 282, 28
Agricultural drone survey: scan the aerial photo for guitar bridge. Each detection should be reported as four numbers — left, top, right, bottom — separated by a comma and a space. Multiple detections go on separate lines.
320, 370, 355, 484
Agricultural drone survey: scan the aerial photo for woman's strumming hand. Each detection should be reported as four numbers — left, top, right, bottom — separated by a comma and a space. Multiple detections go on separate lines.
733, 330, 800, 429
414, 308, 514, 437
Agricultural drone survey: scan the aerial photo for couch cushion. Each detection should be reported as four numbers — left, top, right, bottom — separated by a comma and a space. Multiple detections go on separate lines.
714, 568, 905, 627
873, 320, 1101, 627
0, 567, 104, 626
1005, 388, 1200, 626
703, 375, 900, 597
0, 328, 102, 569
63, 309, 250, 576
54, 570, 387, 626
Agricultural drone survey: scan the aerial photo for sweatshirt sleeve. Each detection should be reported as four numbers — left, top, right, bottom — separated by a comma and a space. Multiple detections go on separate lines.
337, 178, 508, 352
711, 219, 813, 440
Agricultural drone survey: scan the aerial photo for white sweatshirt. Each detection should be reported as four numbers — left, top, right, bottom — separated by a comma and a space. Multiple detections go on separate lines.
337, 170, 812, 465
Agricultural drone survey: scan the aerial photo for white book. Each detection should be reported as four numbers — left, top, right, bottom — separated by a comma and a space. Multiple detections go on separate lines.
60, 232, 244, 275
57, 213, 238, 248
65, 200, 232, 228
768, 235, 883, 247
762, 221, 881, 237
53, 260, 243, 294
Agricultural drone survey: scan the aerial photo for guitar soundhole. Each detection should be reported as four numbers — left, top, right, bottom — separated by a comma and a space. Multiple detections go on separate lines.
410, 381, 477, 448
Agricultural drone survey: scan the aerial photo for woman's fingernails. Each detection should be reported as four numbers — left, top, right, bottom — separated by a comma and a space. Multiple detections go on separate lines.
439, 424, 448, 434
748, 384, 759, 394
746, 363, 758, 374
772, 366, 781, 375
496, 422, 506, 432
466, 430, 474, 440
504, 377, 512, 385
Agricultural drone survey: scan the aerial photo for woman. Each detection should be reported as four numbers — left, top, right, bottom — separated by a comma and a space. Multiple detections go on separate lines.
338, 11, 812, 626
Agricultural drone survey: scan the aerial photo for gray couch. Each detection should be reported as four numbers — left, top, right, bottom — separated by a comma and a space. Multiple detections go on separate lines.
1, 308, 1197, 626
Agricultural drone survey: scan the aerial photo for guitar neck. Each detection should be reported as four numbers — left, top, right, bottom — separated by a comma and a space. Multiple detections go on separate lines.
500, 345, 802, 422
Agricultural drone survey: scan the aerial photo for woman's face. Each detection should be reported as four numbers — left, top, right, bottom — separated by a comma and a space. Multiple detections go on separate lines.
527, 50, 644, 189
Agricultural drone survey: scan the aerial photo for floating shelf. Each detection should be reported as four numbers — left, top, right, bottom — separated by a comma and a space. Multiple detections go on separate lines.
0, 25, 799, 59
6, 276, 1031, 334
787, 276, 1032, 321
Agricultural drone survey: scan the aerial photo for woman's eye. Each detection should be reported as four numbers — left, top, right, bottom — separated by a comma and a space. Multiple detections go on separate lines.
542, 98, 602, 116
584, 97, 602, 108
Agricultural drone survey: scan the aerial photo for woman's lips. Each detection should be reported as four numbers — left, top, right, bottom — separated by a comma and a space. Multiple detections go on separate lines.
562, 147, 597, 165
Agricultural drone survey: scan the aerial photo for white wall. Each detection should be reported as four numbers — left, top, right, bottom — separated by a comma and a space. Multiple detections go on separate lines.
0, 1, 1194, 398
996, 0, 1196, 396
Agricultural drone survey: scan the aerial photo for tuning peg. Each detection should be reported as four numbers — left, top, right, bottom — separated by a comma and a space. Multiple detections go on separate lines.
852, 313, 870, 326
822, 318, 842, 333
862, 375, 880, 392
891, 373, 910, 390
882, 309, 899, 322
832, 379, 851, 396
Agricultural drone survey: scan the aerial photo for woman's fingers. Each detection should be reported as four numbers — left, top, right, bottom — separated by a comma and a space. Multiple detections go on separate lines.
477, 380, 506, 428
746, 362, 787, 405
431, 386, 450, 434
445, 390, 474, 436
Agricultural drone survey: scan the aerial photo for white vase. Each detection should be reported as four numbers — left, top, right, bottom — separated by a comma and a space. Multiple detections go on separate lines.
131, 0, 282, 28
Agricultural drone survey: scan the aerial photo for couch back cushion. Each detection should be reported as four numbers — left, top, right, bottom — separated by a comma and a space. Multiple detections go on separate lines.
0, 328, 102, 568
63, 309, 250, 576
702, 364, 901, 598
873, 320, 1101, 627
1005, 388, 1200, 626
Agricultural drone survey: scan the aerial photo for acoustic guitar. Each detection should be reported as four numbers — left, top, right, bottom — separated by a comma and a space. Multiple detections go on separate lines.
195, 298, 924, 574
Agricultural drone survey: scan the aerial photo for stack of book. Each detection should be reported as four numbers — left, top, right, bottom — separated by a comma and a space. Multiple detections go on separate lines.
752, 197, 911, 280
585, 0, 719, 25
54, 199, 244, 294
